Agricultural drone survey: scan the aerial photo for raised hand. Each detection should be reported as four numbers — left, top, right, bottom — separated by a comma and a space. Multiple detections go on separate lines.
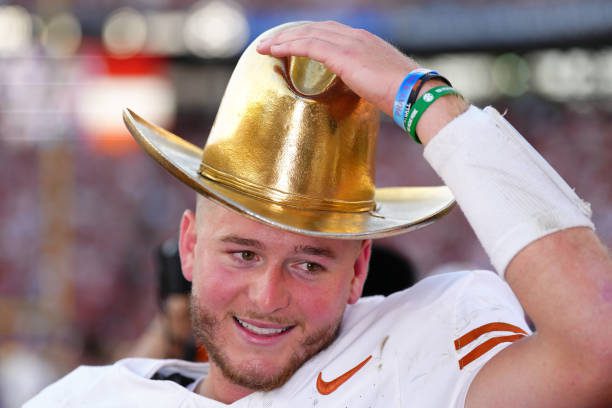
257, 21, 468, 144
257, 21, 418, 118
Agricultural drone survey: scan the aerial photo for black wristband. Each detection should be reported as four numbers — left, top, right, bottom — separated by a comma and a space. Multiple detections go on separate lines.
404, 72, 452, 115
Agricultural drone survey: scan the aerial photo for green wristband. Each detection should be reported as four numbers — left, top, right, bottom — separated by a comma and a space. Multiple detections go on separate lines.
404, 85, 461, 144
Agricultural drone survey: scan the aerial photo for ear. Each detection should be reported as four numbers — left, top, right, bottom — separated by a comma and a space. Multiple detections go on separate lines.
178, 209, 197, 282
348, 239, 372, 304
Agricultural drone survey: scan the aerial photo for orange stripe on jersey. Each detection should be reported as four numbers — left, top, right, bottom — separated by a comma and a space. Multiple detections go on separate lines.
458, 334, 525, 369
454, 322, 527, 350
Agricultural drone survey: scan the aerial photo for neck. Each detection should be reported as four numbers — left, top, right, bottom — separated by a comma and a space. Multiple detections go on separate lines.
197, 362, 256, 404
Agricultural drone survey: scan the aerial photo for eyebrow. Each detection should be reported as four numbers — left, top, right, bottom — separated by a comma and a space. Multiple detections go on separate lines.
218, 235, 336, 259
220, 235, 264, 249
295, 245, 337, 260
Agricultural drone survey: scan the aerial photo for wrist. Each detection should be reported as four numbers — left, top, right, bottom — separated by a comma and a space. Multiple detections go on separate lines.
386, 63, 423, 118
415, 80, 469, 145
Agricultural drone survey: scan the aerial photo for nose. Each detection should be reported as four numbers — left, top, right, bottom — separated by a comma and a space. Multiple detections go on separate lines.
248, 264, 291, 314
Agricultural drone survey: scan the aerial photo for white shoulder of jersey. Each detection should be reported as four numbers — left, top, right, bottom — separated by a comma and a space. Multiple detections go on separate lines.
344, 269, 505, 330
23, 364, 112, 407
23, 358, 209, 407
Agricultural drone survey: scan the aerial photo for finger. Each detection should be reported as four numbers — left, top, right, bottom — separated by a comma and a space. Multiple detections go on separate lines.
267, 37, 341, 70
258, 25, 357, 55
279, 20, 356, 40
258, 20, 367, 51
268, 20, 355, 43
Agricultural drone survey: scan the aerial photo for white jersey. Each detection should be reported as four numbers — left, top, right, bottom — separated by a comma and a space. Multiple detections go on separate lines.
26, 270, 530, 407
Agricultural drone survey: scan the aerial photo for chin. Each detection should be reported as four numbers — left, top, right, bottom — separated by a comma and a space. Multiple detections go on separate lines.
220, 354, 301, 391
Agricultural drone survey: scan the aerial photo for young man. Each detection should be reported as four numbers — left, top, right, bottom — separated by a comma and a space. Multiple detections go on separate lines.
27, 21, 611, 407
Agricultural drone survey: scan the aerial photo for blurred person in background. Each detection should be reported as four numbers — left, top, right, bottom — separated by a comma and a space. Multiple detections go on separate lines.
126, 238, 200, 362
26, 21, 611, 407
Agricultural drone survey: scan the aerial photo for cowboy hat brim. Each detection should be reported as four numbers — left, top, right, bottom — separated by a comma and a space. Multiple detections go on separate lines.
123, 108, 455, 239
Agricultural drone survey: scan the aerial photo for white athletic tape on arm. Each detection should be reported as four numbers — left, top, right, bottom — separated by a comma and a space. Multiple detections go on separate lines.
423, 106, 593, 277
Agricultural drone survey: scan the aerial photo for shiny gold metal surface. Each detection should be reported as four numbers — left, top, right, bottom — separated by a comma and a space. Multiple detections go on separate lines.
200, 36, 378, 213
123, 22, 455, 239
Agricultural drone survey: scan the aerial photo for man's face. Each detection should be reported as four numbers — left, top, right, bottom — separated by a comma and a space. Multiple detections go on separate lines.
179, 199, 370, 392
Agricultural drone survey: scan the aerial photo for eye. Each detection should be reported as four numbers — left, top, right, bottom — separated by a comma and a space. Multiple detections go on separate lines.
305, 262, 321, 272
227, 250, 260, 267
239, 251, 256, 261
298, 261, 325, 274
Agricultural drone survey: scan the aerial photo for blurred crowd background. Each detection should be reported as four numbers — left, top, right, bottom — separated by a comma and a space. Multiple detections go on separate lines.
0, 0, 610, 406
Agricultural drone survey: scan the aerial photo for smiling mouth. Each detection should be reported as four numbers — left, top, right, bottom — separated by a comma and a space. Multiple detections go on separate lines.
234, 317, 294, 336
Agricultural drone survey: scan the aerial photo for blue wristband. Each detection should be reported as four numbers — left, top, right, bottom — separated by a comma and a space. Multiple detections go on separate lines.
393, 68, 438, 128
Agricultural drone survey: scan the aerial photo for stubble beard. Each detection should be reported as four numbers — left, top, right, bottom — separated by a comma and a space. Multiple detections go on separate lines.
190, 294, 342, 391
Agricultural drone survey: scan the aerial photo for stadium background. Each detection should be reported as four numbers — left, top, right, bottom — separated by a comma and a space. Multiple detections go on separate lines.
0, 0, 610, 405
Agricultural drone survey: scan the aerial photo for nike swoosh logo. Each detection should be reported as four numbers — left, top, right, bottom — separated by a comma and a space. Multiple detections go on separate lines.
316, 355, 372, 395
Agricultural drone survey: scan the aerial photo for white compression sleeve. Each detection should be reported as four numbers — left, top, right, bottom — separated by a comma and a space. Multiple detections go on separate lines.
423, 106, 594, 277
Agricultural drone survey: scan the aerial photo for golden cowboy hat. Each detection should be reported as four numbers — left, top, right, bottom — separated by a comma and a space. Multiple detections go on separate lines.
123, 23, 454, 239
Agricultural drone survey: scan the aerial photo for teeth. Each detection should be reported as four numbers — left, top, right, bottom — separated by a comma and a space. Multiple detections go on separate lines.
236, 318, 290, 336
